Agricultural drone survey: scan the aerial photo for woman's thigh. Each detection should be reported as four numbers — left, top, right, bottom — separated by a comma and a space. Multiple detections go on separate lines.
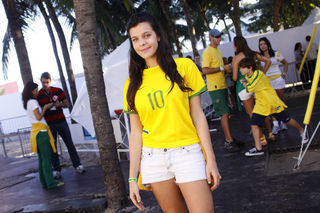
179, 180, 214, 213
242, 97, 254, 118
275, 88, 285, 101
151, 178, 187, 213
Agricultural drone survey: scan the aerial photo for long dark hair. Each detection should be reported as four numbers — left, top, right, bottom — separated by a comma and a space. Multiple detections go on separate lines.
294, 42, 301, 51
22, 82, 38, 109
126, 12, 191, 111
259, 37, 275, 57
234, 36, 256, 58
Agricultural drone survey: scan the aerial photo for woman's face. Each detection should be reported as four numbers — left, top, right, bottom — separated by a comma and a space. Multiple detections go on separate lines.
129, 22, 160, 62
32, 88, 38, 98
259, 40, 268, 52
233, 42, 237, 51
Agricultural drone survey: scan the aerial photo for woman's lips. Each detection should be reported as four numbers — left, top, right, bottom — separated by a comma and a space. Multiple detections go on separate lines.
140, 47, 150, 52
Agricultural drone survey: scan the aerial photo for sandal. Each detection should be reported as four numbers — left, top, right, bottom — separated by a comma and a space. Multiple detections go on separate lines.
268, 132, 276, 142
260, 136, 267, 146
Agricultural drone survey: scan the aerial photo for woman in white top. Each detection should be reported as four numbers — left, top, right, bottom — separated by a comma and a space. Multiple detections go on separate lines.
22, 82, 64, 189
259, 37, 289, 134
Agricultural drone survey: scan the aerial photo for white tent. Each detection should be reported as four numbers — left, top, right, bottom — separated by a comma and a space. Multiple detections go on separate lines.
303, 7, 320, 26
70, 40, 130, 136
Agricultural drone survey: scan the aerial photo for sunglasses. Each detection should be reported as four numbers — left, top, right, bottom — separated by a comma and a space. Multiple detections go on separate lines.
214, 35, 221, 38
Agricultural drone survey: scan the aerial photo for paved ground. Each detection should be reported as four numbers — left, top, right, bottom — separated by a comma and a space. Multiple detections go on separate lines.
1, 92, 320, 213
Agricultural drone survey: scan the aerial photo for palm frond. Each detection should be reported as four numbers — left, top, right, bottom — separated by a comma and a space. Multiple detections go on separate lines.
2, 25, 12, 80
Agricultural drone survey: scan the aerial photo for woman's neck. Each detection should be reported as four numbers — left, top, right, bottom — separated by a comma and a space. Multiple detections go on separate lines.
145, 56, 159, 68
263, 50, 270, 58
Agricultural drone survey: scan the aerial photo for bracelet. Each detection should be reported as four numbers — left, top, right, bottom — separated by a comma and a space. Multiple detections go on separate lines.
128, 177, 138, 183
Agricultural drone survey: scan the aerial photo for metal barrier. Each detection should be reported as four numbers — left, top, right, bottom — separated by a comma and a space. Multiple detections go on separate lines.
17, 127, 32, 157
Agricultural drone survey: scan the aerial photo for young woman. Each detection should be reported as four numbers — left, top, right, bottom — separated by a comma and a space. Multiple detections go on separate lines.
124, 12, 220, 212
259, 37, 289, 134
22, 82, 64, 189
232, 36, 274, 143
294, 42, 308, 83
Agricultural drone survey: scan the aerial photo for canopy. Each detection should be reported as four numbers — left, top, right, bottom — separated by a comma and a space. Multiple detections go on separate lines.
70, 39, 130, 136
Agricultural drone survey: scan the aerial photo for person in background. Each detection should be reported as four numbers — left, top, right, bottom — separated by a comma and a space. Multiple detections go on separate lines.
227, 56, 236, 108
37, 72, 85, 179
259, 37, 289, 134
232, 36, 274, 145
294, 42, 308, 84
305, 35, 318, 80
125, 12, 220, 212
202, 29, 244, 153
238, 57, 308, 156
22, 82, 64, 189
223, 57, 236, 109
194, 54, 203, 72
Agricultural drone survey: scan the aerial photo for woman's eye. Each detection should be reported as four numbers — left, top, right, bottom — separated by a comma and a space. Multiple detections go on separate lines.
132, 38, 137, 42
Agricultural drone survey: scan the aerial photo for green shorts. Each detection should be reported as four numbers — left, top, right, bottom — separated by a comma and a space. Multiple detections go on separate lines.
209, 89, 230, 116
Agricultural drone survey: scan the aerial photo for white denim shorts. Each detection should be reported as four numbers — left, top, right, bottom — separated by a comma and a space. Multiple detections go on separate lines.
238, 89, 254, 101
269, 76, 286, 90
140, 143, 206, 185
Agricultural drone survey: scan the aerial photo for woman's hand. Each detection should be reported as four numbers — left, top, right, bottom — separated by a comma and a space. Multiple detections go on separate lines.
43, 103, 53, 111
206, 160, 221, 191
129, 182, 145, 210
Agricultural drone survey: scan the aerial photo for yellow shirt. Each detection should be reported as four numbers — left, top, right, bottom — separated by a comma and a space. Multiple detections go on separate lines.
30, 122, 56, 153
202, 46, 227, 91
123, 58, 207, 148
245, 70, 287, 116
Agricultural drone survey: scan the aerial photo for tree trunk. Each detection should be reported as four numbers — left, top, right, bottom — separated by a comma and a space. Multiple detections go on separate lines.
2, 0, 33, 86
38, 1, 72, 113
293, 0, 302, 26
201, 35, 207, 48
272, 0, 282, 32
179, 0, 199, 56
73, 0, 127, 212
231, 0, 242, 36
222, 17, 232, 42
45, 0, 77, 107
159, 0, 183, 57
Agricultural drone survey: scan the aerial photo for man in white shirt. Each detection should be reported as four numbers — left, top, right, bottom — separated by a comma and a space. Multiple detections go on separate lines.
305, 35, 318, 81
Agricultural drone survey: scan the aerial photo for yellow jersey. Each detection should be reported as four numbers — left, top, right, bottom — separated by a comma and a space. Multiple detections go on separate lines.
202, 46, 227, 91
245, 70, 287, 116
123, 58, 207, 148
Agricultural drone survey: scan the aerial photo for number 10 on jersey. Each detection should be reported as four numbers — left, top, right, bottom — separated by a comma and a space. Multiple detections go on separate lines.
147, 90, 165, 110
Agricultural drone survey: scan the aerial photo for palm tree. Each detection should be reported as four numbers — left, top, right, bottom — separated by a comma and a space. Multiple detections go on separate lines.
159, 0, 183, 57
272, 0, 282, 32
179, 0, 199, 56
2, 0, 33, 85
73, 0, 127, 212
45, 0, 77, 107
231, 0, 242, 36
37, 0, 73, 112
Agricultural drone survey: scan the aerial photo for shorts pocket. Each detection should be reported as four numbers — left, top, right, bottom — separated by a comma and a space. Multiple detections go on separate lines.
182, 143, 202, 153
141, 147, 153, 159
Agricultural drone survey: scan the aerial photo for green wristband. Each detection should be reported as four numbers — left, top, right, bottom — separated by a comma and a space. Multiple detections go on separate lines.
128, 177, 138, 183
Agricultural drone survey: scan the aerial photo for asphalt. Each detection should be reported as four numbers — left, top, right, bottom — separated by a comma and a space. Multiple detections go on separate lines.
1, 91, 320, 213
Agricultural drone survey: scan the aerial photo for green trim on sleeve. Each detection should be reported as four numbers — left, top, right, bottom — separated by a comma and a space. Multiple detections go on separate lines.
124, 110, 138, 114
189, 86, 208, 99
